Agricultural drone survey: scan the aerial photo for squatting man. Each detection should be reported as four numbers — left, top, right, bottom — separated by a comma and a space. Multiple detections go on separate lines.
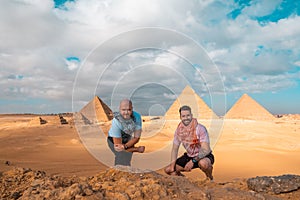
164, 105, 215, 180
107, 99, 145, 166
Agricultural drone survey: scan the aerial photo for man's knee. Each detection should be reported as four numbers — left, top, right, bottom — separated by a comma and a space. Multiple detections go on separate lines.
164, 165, 172, 174
164, 166, 169, 174
199, 158, 212, 170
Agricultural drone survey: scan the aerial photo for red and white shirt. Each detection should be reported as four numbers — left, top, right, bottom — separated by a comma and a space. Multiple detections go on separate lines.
173, 121, 210, 157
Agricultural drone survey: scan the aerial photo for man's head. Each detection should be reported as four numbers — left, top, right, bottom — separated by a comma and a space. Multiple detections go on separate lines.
179, 105, 193, 126
119, 99, 133, 120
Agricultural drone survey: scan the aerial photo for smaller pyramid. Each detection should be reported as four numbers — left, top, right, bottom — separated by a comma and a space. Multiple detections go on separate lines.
225, 94, 274, 120
28, 116, 47, 126
58, 115, 68, 124
80, 96, 113, 123
165, 85, 218, 119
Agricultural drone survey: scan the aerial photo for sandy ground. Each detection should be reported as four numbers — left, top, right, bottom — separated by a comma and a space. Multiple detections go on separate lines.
0, 114, 300, 183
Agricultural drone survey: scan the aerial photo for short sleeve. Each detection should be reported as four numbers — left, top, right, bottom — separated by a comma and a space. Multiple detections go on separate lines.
196, 124, 210, 143
108, 118, 122, 138
173, 129, 181, 146
133, 111, 142, 130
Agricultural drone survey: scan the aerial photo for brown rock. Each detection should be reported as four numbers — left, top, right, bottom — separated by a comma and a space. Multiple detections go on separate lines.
247, 174, 300, 194
1, 167, 300, 200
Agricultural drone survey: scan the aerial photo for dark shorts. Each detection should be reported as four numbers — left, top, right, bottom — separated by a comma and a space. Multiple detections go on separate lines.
107, 137, 133, 166
176, 152, 215, 169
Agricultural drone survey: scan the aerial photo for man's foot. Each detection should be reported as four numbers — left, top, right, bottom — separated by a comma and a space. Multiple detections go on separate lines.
204, 166, 213, 181
169, 171, 185, 176
169, 171, 177, 176
176, 171, 185, 176
206, 175, 214, 181
138, 146, 145, 153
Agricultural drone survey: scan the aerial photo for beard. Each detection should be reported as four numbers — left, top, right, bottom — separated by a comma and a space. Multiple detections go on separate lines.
182, 119, 192, 126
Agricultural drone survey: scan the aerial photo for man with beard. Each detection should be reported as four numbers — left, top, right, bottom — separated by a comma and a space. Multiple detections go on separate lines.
107, 99, 145, 166
164, 105, 214, 180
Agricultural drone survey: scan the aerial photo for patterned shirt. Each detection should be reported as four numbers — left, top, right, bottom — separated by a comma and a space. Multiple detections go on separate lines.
173, 123, 210, 157
108, 111, 142, 138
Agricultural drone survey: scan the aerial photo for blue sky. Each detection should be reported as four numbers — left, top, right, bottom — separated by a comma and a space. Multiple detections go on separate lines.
0, 0, 300, 115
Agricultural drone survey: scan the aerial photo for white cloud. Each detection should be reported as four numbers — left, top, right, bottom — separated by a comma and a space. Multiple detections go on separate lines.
208, 49, 228, 60
65, 59, 79, 71
294, 61, 300, 67
163, 93, 177, 100
0, 0, 299, 114
243, 0, 282, 17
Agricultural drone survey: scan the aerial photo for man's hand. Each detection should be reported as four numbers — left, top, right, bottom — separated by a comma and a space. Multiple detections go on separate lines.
125, 137, 140, 149
114, 144, 125, 152
184, 160, 194, 171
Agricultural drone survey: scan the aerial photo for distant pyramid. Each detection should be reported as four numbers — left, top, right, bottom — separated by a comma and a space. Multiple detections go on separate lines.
225, 94, 274, 120
165, 85, 218, 119
80, 96, 113, 123
28, 115, 66, 126
28, 116, 46, 126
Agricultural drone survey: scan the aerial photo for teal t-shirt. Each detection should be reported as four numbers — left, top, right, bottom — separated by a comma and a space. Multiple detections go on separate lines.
108, 111, 142, 138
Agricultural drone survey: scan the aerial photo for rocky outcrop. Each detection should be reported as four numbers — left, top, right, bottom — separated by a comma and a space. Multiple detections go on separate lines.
1, 167, 300, 200
247, 174, 300, 194
0, 167, 206, 200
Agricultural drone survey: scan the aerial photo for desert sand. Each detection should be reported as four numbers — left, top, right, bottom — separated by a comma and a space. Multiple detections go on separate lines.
1, 113, 300, 199
1, 90, 300, 199
1, 113, 300, 182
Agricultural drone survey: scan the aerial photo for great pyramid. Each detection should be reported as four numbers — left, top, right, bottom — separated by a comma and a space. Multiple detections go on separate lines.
225, 94, 274, 120
73, 112, 92, 125
165, 85, 218, 119
79, 96, 113, 123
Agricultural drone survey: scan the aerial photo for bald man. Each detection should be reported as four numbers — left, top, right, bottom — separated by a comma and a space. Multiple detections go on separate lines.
107, 99, 145, 166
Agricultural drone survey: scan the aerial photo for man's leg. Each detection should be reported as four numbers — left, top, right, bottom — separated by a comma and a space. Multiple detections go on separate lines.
126, 146, 145, 153
164, 164, 185, 176
165, 153, 190, 176
115, 151, 133, 166
164, 165, 174, 174
107, 138, 133, 166
198, 153, 214, 180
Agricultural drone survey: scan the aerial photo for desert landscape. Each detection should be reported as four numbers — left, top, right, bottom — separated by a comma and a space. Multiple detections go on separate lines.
1, 86, 300, 199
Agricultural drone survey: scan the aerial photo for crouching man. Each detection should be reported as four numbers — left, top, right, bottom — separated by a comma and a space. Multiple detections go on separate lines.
164, 105, 214, 180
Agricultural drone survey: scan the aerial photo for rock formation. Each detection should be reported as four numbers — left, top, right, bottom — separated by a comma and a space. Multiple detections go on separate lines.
1, 167, 299, 200
247, 174, 300, 194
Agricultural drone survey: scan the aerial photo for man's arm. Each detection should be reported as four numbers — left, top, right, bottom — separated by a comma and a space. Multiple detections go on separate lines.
184, 142, 211, 171
195, 125, 211, 160
112, 137, 124, 151
109, 118, 125, 151
123, 128, 141, 148
170, 143, 180, 171
124, 111, 142, 149
193, 142, 211, 161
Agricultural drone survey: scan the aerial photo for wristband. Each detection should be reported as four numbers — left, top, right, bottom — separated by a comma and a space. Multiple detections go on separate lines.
192, 158, 198, 163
